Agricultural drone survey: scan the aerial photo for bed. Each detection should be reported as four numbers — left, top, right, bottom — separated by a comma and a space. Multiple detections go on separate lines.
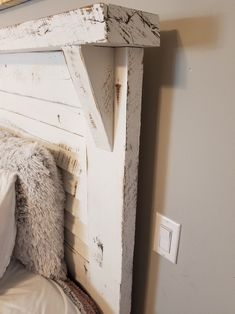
0, 260, 80, 314
0, 3, 160, 313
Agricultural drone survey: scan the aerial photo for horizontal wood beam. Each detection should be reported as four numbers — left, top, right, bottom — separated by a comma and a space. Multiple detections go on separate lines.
0, 3, 159, 52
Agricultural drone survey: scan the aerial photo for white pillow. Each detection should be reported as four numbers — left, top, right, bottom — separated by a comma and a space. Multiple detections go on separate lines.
0, 170, 17, 278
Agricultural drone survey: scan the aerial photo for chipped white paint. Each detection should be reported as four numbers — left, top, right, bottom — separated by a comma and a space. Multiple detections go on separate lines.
0, 4, 159, 150
0, 4, 160, 314
0, 3, 159, 52
0, 52, 80, 108
80, 47, 144, 314
0, 93, 85, 136
64, 46, 114, 150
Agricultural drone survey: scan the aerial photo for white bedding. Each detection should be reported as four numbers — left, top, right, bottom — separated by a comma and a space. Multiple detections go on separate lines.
0, 260, 80, 314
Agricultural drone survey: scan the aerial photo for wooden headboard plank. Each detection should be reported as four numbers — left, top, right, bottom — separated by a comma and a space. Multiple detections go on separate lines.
119, 48, 144, 312
0, 110, 86, 155
65, 231, 89, 262
65, 193, 80, 217
0, 48, 139, 313
0, 52, 79, 108
65, 211, 88, 244
63, 45, 114, 151
0, 47, 144, 314
65, 229, 89, 261
0, 4, 160, 312
0, 4, 160, 52
65, 245, 90, 289
0, 93, 85, 136
62, 170, 78, 196
0, 4, 159, 150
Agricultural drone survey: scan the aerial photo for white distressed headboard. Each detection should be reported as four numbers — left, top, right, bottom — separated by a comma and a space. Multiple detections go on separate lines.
0, 4, 160, 313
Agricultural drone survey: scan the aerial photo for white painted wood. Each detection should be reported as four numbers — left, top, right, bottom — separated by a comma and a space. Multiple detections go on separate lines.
63, 46, 114, 151
0, 92, 85, 136
0, 111, 85, 164
0, 52, 80, 108
0, 47, 145, 313
0, 4, 159, 312
0, 4, 159, 52
76, 47, 143, 314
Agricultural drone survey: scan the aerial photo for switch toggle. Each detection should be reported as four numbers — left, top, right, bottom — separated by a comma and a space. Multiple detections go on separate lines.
159, 224, 172, 253
153, 213, 181, 264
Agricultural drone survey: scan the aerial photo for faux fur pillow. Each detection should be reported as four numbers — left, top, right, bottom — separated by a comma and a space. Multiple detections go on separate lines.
0, 170, 17, 279
0, 129, 67, 280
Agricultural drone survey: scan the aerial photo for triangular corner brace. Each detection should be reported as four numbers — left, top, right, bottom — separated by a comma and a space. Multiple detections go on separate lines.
63, 45, 114, 151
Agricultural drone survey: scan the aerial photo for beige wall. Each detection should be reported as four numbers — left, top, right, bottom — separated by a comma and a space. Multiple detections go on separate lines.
1, 1, 235, 313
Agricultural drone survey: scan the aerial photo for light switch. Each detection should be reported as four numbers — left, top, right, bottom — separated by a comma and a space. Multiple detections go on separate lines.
153, 213, 181, 264
159, 224, 172, 253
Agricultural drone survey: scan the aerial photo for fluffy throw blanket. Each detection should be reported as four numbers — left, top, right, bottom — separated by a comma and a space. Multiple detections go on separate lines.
0, 129, 66, 279
0, 128, 100, 314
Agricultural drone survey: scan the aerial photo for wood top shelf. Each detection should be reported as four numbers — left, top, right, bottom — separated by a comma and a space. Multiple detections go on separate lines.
0, 3, 160, 53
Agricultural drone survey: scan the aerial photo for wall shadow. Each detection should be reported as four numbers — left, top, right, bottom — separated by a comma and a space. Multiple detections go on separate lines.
162, 15, 222, 49
131, 14, 222, 314
131, 29, 179, 314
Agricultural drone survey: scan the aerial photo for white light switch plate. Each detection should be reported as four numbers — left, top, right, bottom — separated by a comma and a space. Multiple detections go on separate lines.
154, 213, 181, 264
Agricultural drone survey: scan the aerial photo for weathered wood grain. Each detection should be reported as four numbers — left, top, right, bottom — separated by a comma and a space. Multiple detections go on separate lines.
50, 147, 80, 176
64, 211, 88, 245
65, 193, 80, 217
0, 47, 145, 314
73, 47, 143, 314
61, 170, 78, 196
65, 229, 89, 261
0, 3, 160, 310
119, 48, 144, 313
63, 46, 114, 151
0, 92, 85, 136
65, 245, 89, 289
0, 52, 80, 108
0, 110, 86, 163
0, 3, 159, 52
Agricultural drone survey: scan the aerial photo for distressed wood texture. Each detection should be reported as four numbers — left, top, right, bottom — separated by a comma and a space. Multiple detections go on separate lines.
0, 3, 159, 52
0, 47, 144, 314
81, 48, 144, 314
0, 4, 160, 313
63, 46, 114, 151
0, 52, 88, 228
0, 4, 159, 151
119, 48, 143, 314
0, 52, 80, 107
